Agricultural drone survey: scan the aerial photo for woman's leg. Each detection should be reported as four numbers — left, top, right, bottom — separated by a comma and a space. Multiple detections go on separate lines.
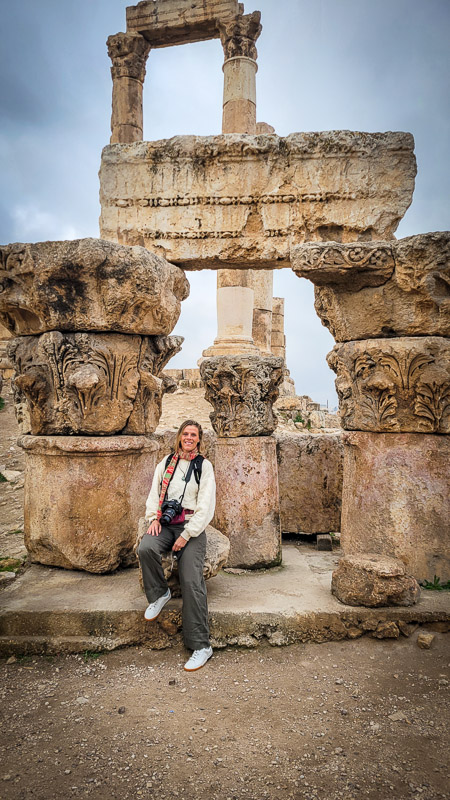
138, 526, 174, 603
177, 531, 210, 650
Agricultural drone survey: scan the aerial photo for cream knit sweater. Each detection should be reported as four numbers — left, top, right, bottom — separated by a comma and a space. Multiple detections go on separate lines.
145, 456, 216, 540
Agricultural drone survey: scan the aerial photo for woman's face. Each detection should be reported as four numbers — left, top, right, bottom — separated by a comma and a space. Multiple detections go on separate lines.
180, 425, 200, 452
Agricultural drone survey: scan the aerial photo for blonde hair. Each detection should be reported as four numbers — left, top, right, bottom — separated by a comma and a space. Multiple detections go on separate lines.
174, 420, 204, 454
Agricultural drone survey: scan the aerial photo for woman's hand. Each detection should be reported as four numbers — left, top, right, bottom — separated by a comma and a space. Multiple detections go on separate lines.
172, 536, 188, 553
147, 520, 161, 536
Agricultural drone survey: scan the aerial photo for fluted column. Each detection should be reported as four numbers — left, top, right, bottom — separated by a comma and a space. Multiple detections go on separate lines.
107, 32, 151, 144
203, 12, 262, 358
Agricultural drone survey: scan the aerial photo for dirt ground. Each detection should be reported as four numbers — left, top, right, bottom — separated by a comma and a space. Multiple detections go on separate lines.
1, 637, 449, 800
1, 381, 449, 800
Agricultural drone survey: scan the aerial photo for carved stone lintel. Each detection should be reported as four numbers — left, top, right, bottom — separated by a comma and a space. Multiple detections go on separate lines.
200, 354, 284, 437
327, 336, 450, 433
219, 11, 262, 61
107, 32, 151, 82
292, 242, 395, 290
8, 332, 182, 436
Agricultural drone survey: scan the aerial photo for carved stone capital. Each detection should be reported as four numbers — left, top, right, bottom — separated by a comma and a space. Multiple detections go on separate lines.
8, 332, 182, 436
0, 238, 189, 336
327, 336, 450, 433
107, 32, 151, 82
292, 233, 450, 341
200, 354, 284, 437
219, 11, 262, 61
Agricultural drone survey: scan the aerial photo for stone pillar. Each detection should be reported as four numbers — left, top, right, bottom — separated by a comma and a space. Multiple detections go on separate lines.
292, 234, 450, 587
1, 238, 189, 573
251, 270, 273, 354
203, 12, 262, 358
271, 297, 296, 396
200, 354, 284, 567
107, 32, 151, 144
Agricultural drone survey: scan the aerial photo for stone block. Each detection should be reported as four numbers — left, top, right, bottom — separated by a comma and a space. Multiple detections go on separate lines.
0, 238, 189, 336
136, 520, 230, 597
126, 0, 241, 46
275, 431, 343, 534
99, 132, 416, 268
20, 435, 159, 573
8, 332, 182, 435
341, 431, 450, 582
214, 436, 281, 568
200, 354, 284, 436
292, 233, 450, 341
328, 336, 450, 433
317, 534, 333, 551
331, 554, 421, 607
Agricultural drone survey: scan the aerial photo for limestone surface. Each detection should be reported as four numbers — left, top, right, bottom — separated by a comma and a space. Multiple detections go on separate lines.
275, 431, 343, 534
20, 435, 159, 573
0, 238, 189, 336
200, 354, 284, 436
126, 0, 241, 47
328, 336, 450, 433
8, 332, 182, 435
99, 132, 416, 268
136, 520, 230, 597
214, 436, 281, 568
340, 431, 450, 582
331, 554, 421, 607
292, 233, 450, 341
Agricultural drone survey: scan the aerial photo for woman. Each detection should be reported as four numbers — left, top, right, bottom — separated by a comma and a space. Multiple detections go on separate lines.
138, 420, 216, 671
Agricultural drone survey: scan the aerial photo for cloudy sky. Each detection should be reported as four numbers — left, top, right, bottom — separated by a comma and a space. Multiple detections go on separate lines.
1, 0, 449, 406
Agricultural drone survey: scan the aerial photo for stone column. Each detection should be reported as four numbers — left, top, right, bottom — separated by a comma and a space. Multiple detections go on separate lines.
1, 238, 189, 573
271, 297, 296, 396
107, 32, 151, 144
292, 234, 450, 589
251, 270, 273, 354
200, 354, 284, 568
203, 12, 262, 358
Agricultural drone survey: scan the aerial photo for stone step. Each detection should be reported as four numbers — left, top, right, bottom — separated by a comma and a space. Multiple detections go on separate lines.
1, 547, 449, 656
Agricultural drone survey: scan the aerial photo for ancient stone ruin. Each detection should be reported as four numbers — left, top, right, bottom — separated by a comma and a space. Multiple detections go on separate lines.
0, 0, 448, 604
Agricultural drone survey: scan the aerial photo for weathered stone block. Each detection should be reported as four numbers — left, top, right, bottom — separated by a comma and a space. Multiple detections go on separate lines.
214, 436, 281, 568
126, 0, 241, 46
341, 431, 450, 582
136, 520, 230, 597
99, 132, 416, 268
275, 431, 343, 534
8, 332, 182, 435
200, 354, 284, 436
331, 554, 420, 607
292, 233, 450, 341
0, 238, 189, 336
20, 435, 159, 573
328, 336, 450, 433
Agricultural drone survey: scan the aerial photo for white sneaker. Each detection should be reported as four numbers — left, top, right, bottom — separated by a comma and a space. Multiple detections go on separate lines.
144, 589, 171, 621
184, 646, 213, 672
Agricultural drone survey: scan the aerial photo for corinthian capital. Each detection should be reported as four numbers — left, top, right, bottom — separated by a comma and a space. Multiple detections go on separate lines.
107, 32, 151, 82
219, 11, 262, 61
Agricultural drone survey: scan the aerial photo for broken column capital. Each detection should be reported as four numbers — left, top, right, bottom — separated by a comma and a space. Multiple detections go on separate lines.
200, 354, 284, 437
8, 332, 182, 436
327, 336, 450, 434
218, 11, 262, 61
107, 31, 151, 82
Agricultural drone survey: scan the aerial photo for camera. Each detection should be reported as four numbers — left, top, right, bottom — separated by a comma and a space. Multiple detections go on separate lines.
160, 499, 183, 525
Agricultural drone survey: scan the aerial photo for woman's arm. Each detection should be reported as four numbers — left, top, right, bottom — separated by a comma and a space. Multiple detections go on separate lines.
144, 459, 166, 522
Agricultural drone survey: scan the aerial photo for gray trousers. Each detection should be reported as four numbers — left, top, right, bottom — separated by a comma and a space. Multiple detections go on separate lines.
138, 523, 210, 651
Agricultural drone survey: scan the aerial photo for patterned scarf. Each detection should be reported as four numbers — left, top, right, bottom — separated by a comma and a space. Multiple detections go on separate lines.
156, 448, 199, 520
